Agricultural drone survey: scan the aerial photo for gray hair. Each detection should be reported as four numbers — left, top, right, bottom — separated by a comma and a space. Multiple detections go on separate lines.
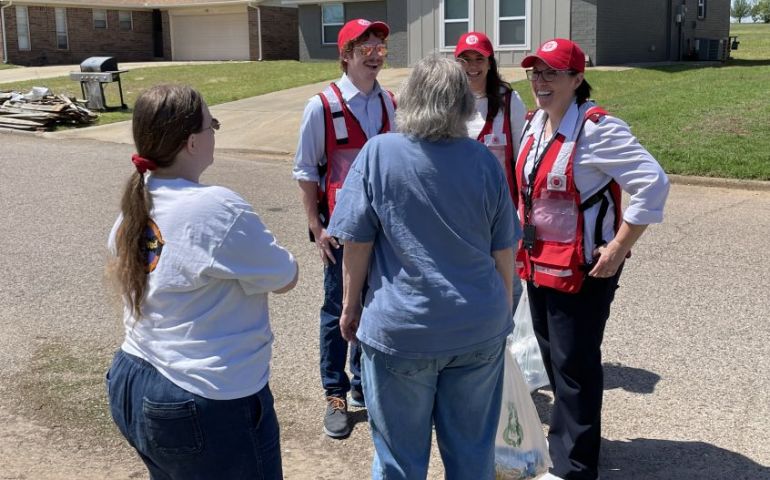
396, 53, 475, 141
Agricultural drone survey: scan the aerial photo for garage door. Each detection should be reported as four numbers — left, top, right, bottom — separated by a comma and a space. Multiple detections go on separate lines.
172, 13, 250, 61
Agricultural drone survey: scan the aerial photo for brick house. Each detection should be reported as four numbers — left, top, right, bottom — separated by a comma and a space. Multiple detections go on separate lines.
0, 0, 299, 66
284, 0, 731, 67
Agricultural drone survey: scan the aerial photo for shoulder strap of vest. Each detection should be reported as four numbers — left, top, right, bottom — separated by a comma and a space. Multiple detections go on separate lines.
320, 83, 349, 145
584, 105, 608, 124
519, 109, 539, 145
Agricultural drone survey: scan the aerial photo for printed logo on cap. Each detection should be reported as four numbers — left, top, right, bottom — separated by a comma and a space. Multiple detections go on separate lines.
358, 19, 371, 26
466, 34, 479, 45
541, 40, 558, 52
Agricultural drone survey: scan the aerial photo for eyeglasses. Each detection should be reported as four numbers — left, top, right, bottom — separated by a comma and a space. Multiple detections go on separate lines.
355, 44, 388, 57
525, 69, 574, 82
203, 118, 220, 133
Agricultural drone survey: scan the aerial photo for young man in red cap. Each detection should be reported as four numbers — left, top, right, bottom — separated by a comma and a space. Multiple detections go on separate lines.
292, 18, 396, 439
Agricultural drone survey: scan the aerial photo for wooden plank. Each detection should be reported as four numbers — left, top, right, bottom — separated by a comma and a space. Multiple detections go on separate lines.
0, 117, 48, 127
3, 102, 67, 113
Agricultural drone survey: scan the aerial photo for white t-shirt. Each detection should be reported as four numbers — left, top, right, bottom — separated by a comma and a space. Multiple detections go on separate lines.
108, 176, 297, 400
467, 88, 527, 156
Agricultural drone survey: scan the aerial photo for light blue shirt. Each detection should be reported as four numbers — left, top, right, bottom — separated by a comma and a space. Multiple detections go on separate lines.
292, 74, 390, 182
327, 133, 521, 359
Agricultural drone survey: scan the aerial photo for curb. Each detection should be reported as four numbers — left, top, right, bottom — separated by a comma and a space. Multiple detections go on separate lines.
667, 174, 770, 192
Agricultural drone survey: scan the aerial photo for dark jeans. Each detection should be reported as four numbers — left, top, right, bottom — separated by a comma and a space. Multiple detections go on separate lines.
527, 267, 622, 480
320, 245, 362, 397
106, 350, 283, 480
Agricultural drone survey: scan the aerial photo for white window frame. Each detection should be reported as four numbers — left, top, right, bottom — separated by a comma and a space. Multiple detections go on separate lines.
697, 0, 706, 19
93, 9, 107, 29
16, 6, 31, 51
321, 3, 344, 46
494, 0, 531, 50
119, 11, 133, 31
55, 8, 68, 50
439, 0, 474, 52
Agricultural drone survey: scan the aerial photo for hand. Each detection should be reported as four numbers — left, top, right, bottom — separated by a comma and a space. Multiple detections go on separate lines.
312, 227, 340, 266
340, 307, 361, 343
588, 240, 626, 278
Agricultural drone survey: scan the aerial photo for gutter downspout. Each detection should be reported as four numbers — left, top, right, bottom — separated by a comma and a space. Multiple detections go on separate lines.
1, 1, 13, 64
248, 1, 263, 61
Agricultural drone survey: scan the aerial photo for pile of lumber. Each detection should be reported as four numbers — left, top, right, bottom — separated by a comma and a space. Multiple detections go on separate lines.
0, 92, 98, 131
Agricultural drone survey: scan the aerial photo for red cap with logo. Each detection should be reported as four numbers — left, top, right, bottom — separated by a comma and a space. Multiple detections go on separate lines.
454, 32, 494, 58
521, 38, 586, 72
337, 19, 390, 53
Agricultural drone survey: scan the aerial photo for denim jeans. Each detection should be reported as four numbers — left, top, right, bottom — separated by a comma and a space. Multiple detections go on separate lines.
106, 350, 283, 480
360, 340, 506, 480
320, 245, 361, 397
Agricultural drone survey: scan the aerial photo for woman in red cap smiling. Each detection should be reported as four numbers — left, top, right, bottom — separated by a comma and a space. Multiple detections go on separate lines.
454, 31, 526, 308
515, 38, 670, 480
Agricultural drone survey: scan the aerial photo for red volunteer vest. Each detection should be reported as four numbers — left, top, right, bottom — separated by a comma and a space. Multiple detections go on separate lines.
477, 89, 517, 203
515, 105, 622, 294
318, 82, 395, 222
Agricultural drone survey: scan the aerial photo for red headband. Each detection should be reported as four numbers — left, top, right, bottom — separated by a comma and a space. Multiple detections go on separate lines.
131, 154, 158, 174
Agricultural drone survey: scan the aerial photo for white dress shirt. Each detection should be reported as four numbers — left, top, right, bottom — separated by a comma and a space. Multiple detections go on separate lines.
466, 88, 527, 154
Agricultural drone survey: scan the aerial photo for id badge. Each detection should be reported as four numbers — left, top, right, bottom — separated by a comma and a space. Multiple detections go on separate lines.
484, 133, 507, 147
522, 224, 537, 250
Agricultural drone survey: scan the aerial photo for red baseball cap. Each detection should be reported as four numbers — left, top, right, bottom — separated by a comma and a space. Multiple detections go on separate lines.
337, 19, 390, 53
521, 38, 586, 72
454, 32, 494, 58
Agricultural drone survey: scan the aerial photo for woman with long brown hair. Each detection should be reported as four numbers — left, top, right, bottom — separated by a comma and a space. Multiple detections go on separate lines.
105, 84, 297, 479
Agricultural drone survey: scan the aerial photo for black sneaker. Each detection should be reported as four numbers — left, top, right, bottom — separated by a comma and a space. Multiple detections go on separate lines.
323, 396, 350, 438
349, 389, 365, 408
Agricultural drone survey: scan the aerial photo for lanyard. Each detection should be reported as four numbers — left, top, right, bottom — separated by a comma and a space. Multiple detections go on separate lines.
521, 119, 559, 223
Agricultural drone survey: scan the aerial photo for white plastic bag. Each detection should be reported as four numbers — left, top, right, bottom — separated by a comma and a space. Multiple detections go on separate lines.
494, 335, 552, 479
510, 288, 550, 392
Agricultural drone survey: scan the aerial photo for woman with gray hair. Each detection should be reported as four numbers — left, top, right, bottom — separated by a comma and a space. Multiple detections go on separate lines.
327, 53, 521, 478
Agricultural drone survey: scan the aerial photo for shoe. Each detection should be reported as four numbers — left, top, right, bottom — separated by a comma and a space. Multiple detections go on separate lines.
349, 389, 365, 408
323, 396, 350, 438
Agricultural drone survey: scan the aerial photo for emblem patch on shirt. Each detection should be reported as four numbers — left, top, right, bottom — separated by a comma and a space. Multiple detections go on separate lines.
547, 173, 568, 192
144, 220, 165, 273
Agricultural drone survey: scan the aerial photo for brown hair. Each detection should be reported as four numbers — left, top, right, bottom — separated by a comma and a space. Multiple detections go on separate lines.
339, 30, 387, 72
112, 84, 204, 317
484, 55, 512, 120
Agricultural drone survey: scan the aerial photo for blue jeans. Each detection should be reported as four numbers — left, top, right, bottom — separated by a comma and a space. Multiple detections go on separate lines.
106, 350, 283, 480
320, 245, 361, 397
361, 341, 506, 480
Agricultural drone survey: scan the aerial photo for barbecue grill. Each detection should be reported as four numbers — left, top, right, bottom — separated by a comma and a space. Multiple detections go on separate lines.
69, 57, 128, 111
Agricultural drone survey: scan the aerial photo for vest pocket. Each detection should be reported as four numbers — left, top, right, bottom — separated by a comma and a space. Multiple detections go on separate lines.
532, 191, 578, 243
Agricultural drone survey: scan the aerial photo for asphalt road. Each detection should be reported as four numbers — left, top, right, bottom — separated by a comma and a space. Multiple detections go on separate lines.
0, 133, 768, 479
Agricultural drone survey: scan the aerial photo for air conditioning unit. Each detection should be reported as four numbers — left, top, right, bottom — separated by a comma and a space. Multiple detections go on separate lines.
695, 38, 728, 61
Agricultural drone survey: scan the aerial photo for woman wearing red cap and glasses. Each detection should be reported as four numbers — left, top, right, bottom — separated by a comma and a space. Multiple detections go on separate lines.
454, 31, 527, 309
106, 84, 298, 479
516, 39, 669, 480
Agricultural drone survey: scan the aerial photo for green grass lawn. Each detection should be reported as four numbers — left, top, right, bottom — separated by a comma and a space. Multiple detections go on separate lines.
513, 23, 770, 180
0, 60, 340, 124
0, 63, 18, 70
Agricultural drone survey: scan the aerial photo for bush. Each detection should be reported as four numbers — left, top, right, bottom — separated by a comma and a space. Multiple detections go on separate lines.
752, 0, 770, 22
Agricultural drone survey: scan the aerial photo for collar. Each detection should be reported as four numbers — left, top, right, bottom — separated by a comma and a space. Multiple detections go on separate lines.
530, 97, 582, 140
338, 74, 382, 102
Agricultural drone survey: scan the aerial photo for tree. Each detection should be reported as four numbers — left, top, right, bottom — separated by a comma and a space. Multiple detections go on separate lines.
752, 0, 770, 22
732, 0, 753, 22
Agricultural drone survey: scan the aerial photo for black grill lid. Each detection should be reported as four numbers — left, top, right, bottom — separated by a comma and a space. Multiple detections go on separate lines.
80, 56, 118, 72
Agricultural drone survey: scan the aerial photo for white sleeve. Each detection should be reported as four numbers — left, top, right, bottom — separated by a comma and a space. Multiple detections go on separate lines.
508, 90, 527, 152
292, 96, 326, 183
580, 116, 670, 225
205, 209, 298, 295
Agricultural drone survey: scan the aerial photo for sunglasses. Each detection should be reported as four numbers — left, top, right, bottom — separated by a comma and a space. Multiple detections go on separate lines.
355, 44, 388, 57
203, 118, 220, 133
525, 69, 575, 82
